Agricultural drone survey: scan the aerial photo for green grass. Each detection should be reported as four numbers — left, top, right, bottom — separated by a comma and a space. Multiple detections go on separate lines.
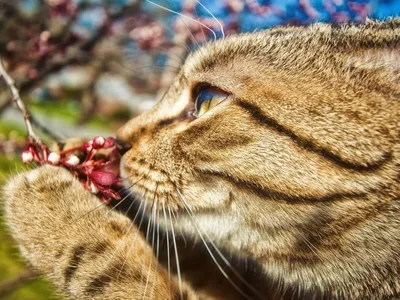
30, 99, 79, 123
0, 123, 57, 299
0, 279, 57, 300
0, 122, 26, 137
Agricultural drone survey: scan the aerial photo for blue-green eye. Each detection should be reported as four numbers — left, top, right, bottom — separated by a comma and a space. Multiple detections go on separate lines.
194, 88, 229, 118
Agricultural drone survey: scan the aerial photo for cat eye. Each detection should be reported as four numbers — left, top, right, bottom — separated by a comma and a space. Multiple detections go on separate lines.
194, 87, 229, 118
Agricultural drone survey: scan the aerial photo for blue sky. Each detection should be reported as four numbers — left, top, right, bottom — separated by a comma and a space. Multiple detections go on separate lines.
22, 0, 400, 35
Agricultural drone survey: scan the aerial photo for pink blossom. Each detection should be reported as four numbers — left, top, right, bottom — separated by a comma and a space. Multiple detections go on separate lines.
64, 155, 80, 166
47, 152, 60, 164
21, 150, 34, 163
21, 136, 123, 202
93, 136, 105, 148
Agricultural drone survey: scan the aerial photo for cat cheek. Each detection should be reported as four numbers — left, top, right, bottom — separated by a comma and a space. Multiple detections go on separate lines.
182, 178, 232, 210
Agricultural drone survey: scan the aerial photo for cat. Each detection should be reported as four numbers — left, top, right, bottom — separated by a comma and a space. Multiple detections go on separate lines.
3, 18, 400, 300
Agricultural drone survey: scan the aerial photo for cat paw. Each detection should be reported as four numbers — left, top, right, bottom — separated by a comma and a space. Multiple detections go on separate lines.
2, 165, 94, 253
3, 165, 77, 211
2, 166, 197, 299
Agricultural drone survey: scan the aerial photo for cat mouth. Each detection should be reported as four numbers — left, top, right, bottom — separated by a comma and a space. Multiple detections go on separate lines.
121, 169, 185, 212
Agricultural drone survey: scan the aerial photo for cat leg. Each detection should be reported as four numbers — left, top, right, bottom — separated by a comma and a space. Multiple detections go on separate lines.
3, 165, 198, 299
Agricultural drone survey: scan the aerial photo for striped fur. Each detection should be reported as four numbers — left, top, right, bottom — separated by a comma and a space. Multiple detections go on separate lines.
4, 19, 400, 299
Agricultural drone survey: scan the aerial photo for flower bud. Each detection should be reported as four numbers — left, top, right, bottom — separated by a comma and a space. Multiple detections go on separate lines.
65, 155, 80, 166
89, 183, 99, 194
103, 137, 115, 148
93, 136, 105, 148
84, 140, 93, 152
21, 150, 33, 163
47, 152, 60, 165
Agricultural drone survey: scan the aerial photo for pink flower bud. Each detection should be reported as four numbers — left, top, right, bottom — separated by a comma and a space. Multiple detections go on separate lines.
89, 183, 99, 194
65, 155, 80, 166
47, 152, 60, 165
84, 140, 93, 151
21, 150, 33, 163
103, 137, 115, 148
93, 136, 105, 148
91, 170, 119, 186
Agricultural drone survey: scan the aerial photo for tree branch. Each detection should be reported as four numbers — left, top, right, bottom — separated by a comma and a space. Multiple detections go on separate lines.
0, 0, 141, 115
0, 58, 42, 145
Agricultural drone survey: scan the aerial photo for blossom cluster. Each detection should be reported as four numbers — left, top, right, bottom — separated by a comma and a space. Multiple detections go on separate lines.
22, 136, 122, 202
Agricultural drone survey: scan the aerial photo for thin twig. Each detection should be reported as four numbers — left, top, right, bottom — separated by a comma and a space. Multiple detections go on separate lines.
0, 57, 42, 145
30, 114, 63, 141
0, 1, 141, 116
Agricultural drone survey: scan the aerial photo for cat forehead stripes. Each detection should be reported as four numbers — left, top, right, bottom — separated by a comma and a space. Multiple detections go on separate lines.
183, 19, 400, 80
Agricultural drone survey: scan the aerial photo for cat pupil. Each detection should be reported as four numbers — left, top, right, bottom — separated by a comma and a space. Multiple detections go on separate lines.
195, 90, 213, 112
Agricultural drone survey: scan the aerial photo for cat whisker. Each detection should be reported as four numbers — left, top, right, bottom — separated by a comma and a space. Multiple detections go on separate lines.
171, 209, 187, 247
145, 0, 217, 41
115, 198, 150, 280
160, 45, 186, 64
136, 199, 149, 235
116, 57, 182, 74
104, 199, 147, 278
176, 40, 194, 54
296, 228, 321, 258
125, 51, 184, 66
149, 200, 159, 299
155, 16, 195, 53
166, 201, 184, 300
134, 198, 151, 285
141, 184, 158, 294
195, 0, 225, 39
114, 166, 154, 213
193, 7, 207, 43
143, 199, 159, 300
66, 202, 106, 227
146, 187, 158, 242
152, 199, 158, 252
64, 174, 143, 228
141, 202, 156, 299
107, 184, 141, 217
162, 200, 172, 297
114, 196, 153, 284
156, 201, 161, 260
174, 186, 264, 300
163, 0, 201, 47
126, 65, 182, 74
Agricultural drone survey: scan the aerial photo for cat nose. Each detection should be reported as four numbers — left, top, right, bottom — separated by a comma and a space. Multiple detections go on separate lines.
115, 138, 132, 155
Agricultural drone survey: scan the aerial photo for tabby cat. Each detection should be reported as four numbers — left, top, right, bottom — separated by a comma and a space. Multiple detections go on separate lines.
3, 19, 400, 299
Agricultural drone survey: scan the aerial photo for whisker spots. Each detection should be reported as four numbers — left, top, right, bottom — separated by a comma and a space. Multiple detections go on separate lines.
108, 221, 128, 238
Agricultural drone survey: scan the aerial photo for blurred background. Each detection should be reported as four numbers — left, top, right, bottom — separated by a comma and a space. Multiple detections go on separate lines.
0, 0, 399, 299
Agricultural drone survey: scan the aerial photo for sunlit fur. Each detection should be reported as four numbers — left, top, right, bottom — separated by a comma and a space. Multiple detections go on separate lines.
3, 19, 400, 299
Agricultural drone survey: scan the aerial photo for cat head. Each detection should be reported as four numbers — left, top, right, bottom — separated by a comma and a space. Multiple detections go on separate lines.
117, 19, 399, 265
